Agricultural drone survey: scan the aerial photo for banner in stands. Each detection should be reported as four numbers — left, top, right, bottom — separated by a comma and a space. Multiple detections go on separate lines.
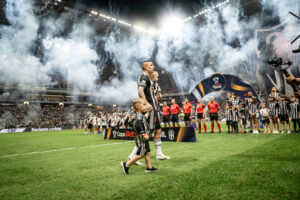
31, 127, 62, 132
188, 73, 258, 103
0, 128, 26, 134
0, 127, 63, 133
103, 127, 197, 142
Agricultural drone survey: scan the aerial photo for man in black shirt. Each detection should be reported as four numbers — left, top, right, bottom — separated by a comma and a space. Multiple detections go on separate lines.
137, 61, 170, 160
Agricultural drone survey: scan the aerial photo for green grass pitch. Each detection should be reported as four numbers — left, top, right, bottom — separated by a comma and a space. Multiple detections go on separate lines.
0, 123, 300, 200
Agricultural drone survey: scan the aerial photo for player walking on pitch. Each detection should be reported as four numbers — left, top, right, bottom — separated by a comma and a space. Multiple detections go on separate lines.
128, 61, 170, 161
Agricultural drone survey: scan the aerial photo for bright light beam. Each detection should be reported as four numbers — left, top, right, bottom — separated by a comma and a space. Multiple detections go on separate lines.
160, 15, 184, 35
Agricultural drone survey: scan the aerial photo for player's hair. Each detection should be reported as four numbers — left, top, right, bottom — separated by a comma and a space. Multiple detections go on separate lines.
280, 94, 285, 98
132, 98, 144, 111
141, 60, 152, 70
233, 93, 238, 96
150, 71, 158, 77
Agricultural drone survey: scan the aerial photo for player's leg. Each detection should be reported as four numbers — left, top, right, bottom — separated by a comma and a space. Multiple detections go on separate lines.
286, 117, 291, 133
202, 117, 207, 133
176, 114, 180, 127
251, 118, 255, 133
281, 119, 285, 133
235, 122, 239, 133
226, 120, 230, 133
154, 129, 170, 160
197, 118, 201, 133
216, 119, 221, 133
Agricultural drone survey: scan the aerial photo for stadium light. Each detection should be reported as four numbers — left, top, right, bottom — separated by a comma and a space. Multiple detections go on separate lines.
160, 14, 184, 35
184, 0, 230, 22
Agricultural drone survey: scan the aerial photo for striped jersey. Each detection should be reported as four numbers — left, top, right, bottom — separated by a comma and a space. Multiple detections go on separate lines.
278, 101, 289, 115
249, 103, 259, 114
269, 102, 278, 116
239, 107, 248, 119
231, 98, 242, 106
226, 109, 232, 121
133, 113, 149, 154
232, 110, 239, 122
290, 102, 300, 119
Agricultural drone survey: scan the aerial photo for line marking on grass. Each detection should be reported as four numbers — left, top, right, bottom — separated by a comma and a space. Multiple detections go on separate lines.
0, 141, 134, 158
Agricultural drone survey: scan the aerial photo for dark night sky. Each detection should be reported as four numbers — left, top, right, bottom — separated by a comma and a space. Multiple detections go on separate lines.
76, 0, 217, 26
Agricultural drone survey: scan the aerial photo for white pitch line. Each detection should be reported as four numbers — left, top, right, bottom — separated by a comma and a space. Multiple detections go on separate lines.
0, 141, 134, 158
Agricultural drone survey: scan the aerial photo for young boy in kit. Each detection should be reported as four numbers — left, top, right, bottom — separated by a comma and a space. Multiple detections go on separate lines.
268, 96, 279, 133
239, 103, 248, 133
121, 98, 158, 174
277, 95, 291, 133
231, 105, 239, 134
260, 102, 271, 133
225, 102, 233, 133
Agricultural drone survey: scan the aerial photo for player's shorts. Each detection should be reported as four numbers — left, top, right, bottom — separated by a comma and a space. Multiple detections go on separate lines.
88, 123, 93, 129
197, 113, 204, 119
163, 115, 170, 123
136, 140, 150, 156
278, 114, 289, 122
231, 121, 238, 127
184, 113, 191, 121
148, 110, 161, 131
226, 120, 232, 126
241, 118, 247, 125
171, 114, 179, 122
210, 113, 218, 121
262, 119, 270, 124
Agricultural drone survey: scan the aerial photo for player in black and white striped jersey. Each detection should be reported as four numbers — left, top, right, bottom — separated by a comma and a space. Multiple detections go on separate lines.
231, 93, 243, 107
239, 103, 248, 133
249, 97, 260, 134
231, 106, 239, 134
289, 96, 300, 133
277, 95, 291, 133
245, 91, 254, 132
130, 62, 169, 162
225, 102, 233, 133
87, 114, 94, 134
268, 96, 279, 133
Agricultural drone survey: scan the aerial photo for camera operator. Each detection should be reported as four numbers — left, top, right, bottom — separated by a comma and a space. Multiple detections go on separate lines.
285, 73, 300, 97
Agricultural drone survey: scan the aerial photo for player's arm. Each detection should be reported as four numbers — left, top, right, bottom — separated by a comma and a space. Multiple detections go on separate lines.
144, 110, 151, 119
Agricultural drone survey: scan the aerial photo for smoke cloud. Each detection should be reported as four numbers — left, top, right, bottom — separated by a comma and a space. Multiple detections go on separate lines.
0, 0, 299, 105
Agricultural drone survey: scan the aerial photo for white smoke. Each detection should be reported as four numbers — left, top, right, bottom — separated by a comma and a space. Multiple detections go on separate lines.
0, 0, 299, 105
0, 0, 49, 87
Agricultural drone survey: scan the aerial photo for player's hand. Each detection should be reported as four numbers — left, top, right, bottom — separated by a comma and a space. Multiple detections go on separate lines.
146, 104, 153, 112
286, 74, 295, 84
143, 135, 149, 140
